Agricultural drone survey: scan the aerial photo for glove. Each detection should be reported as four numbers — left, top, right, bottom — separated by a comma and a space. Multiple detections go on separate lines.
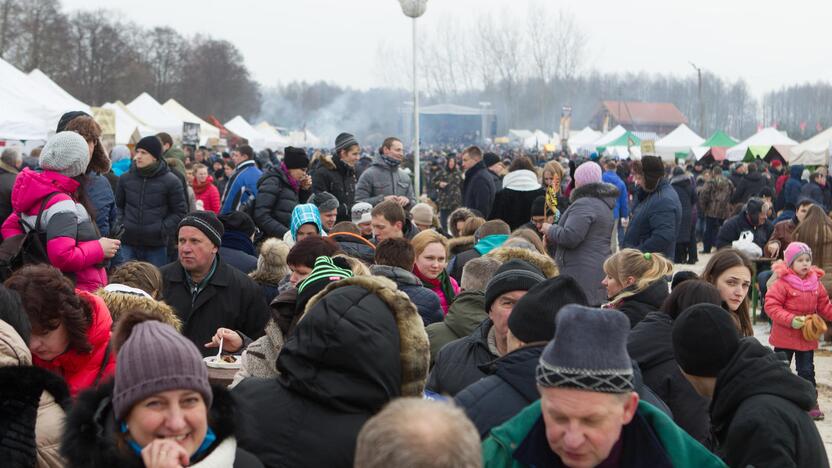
792, 316, 807, 329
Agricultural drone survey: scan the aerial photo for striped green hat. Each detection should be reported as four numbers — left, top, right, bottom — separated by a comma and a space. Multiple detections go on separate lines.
297, 256, 354, 295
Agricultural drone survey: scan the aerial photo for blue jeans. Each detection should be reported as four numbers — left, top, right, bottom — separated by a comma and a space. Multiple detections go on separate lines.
774, 348, 815, 387
119, 244, 170, 268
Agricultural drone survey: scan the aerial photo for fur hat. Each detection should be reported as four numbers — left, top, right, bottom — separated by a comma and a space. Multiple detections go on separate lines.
640, 155, 665, 192
250, 238, 291, 285
39, 132, 91, 178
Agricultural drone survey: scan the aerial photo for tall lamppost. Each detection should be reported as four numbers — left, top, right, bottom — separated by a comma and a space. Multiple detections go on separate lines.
398, 0, 428, 198
689, 62, 704, 136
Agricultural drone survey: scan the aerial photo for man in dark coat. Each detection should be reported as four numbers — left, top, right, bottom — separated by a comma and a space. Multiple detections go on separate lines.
116, 136, 187, 267
253, 147, 311, 239
483, 152, 504, 192
623, 155, 682, 259
461, 146, 496, 218
371, 238, 443, 326
800, 170, 831, 211
715, 197, 773, 251
427, 260, 545, 396
312, 133, 358, 222
670, 167, 698, 264
0, 147, 21, 223
673, 304, 829, 468
218, 211, 258, 274
233, 276, 429, 468
161, 212, 270, 356
730, 162, 769, 205
783, 164, 805, 210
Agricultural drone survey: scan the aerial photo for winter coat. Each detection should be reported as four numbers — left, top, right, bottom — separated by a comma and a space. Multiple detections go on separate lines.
481, 399, 726, 468
1, 169, 107, 291
426, 290, 486, 365
193, 175, 221, 213
62, 381, 263, 468
312, 154, 356, 222
160, 257, 270, 357
605, 279, 669, 329
433, 166, 463, 211
33, 291, 116, 397
253, 166, 310, 239
371, 264, 444, 325
94, 288, 181, 330
448, 235, 475, 256
486, 245, 559, 279
462, 160, 496, 218
488, 169, 503, 192
800, 180, 831, 211
715, 210, 773, 250
623, 179, 683, 259
783, 165, 805, 210
414, 267, 460, 316
0, 161, 18, 222
230, 319, 284, 388
603, 169, 629, 220
0, 319, 71, 468
220, 160, 262, 214
221, 246, 258, 274
710, 338, 828, 468
698, 175, 734, 220
87, 172, 118, 237
329, 231, 375, 265
766, 262, 832, 351
670, 175, 697, 243
489, 170, 545, 230
730, 171, 769, 204
765, 218, 798, 259
447, 234, 508, 282
628, 311, 711, 444
116, 160, 187, 248
233, 276, 429, 468
354, 154, 415, 207
427, 319, 496, 396
546, 182, 618, 306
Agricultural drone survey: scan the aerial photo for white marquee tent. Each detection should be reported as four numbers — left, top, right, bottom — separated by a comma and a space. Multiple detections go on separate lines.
524, 130, 553, 149
726, 127, 798, 162
580, 125, 626, 152
789, 127, 832, 166
655, 124, 705, 161
162, 99, 220, 144
102, 101, 157, 145
28, 69, 90, 115
225, 116, 268, 150
0, 58, 72, 139
127, 93, 183, 138
568, 127, 602, 151
255, 122, 290, 149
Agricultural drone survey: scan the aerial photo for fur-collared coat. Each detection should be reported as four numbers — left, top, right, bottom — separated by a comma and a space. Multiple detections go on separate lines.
485, 246, 559, 279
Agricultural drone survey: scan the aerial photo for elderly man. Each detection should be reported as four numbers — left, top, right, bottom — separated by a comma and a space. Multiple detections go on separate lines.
482, 305, 724, 468
715, 197, 773, 251
161, 211, 270, 356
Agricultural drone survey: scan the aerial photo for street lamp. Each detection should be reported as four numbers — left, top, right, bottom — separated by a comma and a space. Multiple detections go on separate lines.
689, 62, 704, 136
398, 0, 428, 198
479, 102, 491, 145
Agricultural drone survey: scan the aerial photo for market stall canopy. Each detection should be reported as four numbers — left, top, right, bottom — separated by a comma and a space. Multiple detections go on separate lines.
567, 127, 601, 150
102, 101, 157, 145
524, 129, 553, 149
0, 58, 77, 137
655, 124, 704, 161
691, 131, 737, 162
162, 99, 220, 144
126, 93, 183, 138
702, 130, 738, 148
224, 116, 268, 150
508, 129, 534, 142
584, 125, 627, 151
287, 130, 322, 148
789, 126, 832, 166
28, 69, 90, 115
726, 127, 797, 162
255, 122, 290, 149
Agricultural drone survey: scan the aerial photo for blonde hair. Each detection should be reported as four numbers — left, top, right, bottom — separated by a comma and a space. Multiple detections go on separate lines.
411, 230, 449, 258
603, 249, 673, 302
543, 160, 564, 185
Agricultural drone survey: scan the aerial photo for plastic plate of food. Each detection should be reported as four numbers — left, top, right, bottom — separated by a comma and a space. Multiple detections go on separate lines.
204, 355, 241, 369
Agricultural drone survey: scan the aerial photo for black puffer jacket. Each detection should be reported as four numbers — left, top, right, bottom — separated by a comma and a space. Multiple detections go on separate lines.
427, 319, 496, 396
253, 166, 311, 239
61, 382, 263, 468
628, 310, 711, 445
116, 160, 187, 247
330, 232, 375, 265
730, 171, 770, 205
312, 154, 356, 222
670, 175, 697, 244
371, 265, 443, 325
462, 161, 496, 218
710, 339, 828, 468
608, 279, 669, 329
233, 276, 429, 468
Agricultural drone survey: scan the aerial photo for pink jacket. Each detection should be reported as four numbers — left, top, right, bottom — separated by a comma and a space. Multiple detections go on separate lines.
766, 261, 832, 351
1, 169, 106, 291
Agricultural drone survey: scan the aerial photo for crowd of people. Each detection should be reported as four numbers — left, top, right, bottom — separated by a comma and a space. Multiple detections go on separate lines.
0, 110, 829, 467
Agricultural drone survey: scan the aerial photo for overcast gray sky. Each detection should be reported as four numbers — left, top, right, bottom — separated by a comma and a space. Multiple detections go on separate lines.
63, 0, 831, 97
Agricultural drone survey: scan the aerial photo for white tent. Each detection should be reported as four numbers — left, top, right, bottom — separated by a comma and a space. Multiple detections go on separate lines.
224, 116, 268, 150
523, 129, 552, 149
789, 127, 832, 166
580, 125, 627, 152
726, 127, 798, 162
102, 101, 157, 145
126, 93, 183, 138
162, 99, 220, 144
655, 124, 705, 161
287, 130, 322, 148
255, 122, 290, 149
567, 127, 602, 151
508, 129, 533, 143
0, 58, 64, 138
28, 69, 90, 115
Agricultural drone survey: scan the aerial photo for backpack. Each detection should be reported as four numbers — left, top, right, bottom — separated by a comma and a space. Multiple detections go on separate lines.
0, 192, 62, 280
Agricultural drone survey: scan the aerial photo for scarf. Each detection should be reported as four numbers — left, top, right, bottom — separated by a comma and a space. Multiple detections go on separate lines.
193, 176, 214, 195
281, 162, 300, 193
545, 185, 559, 221
221, 230, 256, 256
413, 264, 456, 304
137, 160, 160, 178
782, 267, 821, 292
381, 154, 402, 168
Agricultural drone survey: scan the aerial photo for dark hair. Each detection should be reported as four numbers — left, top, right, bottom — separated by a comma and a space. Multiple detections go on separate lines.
225, 160, 236, 170
109, 261, 164, 299
5, 265, 93, 353
375, 238, 415, 270
380, 137, 401, 155
448, 208, 473, 237
747, 162, 757, 173
0, 285, 28, 344
462, 146, 482, 159
508, 156, 534, 172
286, 236, 339, 268
238, 145, 254, 159
671, 270, 699, 290
758, 186, 774, 199
155, 132, 173, 147
64, 115, 109, 174
701, 249, 754, 337
662, 280, 722, 320
371, 200, 406, 225
793, 204, 832, 271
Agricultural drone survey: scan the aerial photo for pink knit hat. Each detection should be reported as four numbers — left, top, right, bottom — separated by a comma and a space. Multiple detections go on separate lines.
784, 241, 812, 268
574, 161, 603, 188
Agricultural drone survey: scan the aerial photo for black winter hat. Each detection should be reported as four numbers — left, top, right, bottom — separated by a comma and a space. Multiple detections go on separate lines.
483, 152, 501, 167
135, 136, 163, 160
218, 211, 256, 238
508, 275, 589, 344
283, 146, 309, 169
531, 196, 546, 217
56, 110, 91, 132
178, 211, 224, 248
484, 259, 545, 313
640, 155, 665, 192
672, 303, 741, 377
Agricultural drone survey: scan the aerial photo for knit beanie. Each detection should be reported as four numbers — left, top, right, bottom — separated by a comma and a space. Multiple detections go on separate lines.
56, 110, 90, 132
640, 155, 665, 191
179, 212, 224, 248
219, 211, 256, 238
484, 259, 545, 312
410, 203, 434, 226
573, 161, 602, 188
672, 304, 741, 377
483, 152, 501, 167
536, 305, 634, 393
113, 321, 212, 420
283, 146, 309, 170
296, 256, 353, 312
308, 191, 339, 213
352, 202, 373, 224
135, 135, 163, 160
334, 132, 359, 155
531, 196, 546, 217
39, 131, 91, 178
784, 241, 812, 268
508, 276, 589, 344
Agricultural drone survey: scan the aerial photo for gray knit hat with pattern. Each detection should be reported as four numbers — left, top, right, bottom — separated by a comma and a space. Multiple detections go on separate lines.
112, 321, 212, 420
39, 131, 91, 178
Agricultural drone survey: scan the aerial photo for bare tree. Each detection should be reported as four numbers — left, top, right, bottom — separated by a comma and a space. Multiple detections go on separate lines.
0, 0, 21, 57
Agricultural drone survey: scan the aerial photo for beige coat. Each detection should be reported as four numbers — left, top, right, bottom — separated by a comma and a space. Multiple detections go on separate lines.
0, 320, 67, 468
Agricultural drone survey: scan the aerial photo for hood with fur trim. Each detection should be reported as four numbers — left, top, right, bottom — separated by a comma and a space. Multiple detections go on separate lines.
569, 181, 619, 210
485, 246, 559, 278
95, 289, 182, 332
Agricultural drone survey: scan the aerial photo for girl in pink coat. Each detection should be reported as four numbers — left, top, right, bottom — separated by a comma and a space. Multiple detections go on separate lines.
766, 241, 832, 420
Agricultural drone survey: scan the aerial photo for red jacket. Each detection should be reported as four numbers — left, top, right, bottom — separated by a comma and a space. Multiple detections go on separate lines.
767, 261, 832, 351
193, 176, 221, 214
33, 290, 116, 396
